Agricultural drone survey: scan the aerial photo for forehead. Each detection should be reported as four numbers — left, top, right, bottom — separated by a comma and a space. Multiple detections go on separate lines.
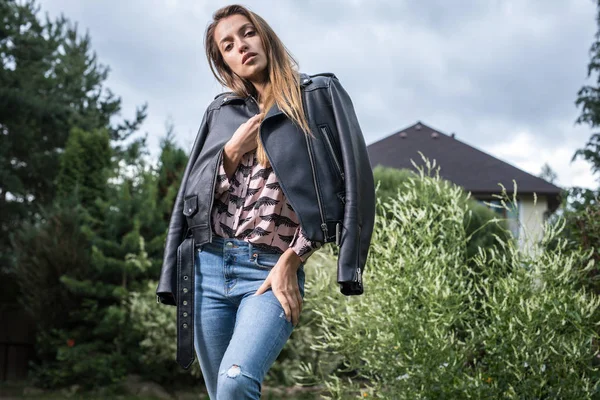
214, 14, 253, 42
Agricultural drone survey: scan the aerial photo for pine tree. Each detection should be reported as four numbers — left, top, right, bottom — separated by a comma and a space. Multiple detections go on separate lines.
0, 0, 146, 285
573, 0, 600, 209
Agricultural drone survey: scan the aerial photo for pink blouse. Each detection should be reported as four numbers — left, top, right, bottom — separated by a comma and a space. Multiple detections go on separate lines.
210, 149, 322, 262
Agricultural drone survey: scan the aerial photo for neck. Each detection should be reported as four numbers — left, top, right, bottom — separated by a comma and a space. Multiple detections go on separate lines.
250, 80, 270, 112
249, 70, 269, 99
252, 81, 268, 100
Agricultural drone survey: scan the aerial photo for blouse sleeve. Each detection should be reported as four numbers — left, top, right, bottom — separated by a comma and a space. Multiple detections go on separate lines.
289, 226, 323, 263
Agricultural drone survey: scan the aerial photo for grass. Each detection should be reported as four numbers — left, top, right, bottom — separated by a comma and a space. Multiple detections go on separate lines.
0, 380, 323, 399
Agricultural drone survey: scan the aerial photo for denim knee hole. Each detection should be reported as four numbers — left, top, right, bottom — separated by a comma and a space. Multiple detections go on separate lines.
226, 364, 241, 378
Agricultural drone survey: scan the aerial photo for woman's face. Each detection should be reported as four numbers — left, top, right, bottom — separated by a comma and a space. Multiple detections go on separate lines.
214, 14, 268, 82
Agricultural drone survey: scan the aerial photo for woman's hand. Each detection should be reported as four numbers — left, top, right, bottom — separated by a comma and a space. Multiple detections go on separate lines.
253, 249, 303, 327
223, 113, 264, 177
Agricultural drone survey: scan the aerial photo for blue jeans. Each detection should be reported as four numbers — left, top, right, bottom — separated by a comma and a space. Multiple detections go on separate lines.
193, 235, 306, 399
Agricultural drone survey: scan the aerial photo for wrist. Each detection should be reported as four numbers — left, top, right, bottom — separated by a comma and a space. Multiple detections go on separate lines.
282, 248, 303, 271
224, 141, 242, 164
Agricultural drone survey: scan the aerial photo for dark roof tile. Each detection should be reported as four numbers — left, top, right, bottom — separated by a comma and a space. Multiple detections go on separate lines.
367, 121, 563, 209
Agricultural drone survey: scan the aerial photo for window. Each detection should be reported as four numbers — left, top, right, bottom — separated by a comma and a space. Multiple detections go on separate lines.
477, 198, 520, 239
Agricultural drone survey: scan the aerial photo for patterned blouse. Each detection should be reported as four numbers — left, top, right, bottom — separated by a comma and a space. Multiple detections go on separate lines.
211, 148, 323, 262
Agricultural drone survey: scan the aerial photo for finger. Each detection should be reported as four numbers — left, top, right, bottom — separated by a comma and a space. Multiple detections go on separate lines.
285, 291, 299, 327
297, 290, 303, 314
276, 293, 292, 323
253, 277, 271, 296
241, 114, 261, 127
291, 292, 302, 326
249, 116, 263, 127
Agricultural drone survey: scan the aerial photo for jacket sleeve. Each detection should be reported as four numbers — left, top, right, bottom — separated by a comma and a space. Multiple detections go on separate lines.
328, 76, 376, 296
156, 107, 213, 306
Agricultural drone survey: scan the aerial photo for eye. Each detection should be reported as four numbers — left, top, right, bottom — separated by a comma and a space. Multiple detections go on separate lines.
224, 43, 232, 51
245, 30, 255, 37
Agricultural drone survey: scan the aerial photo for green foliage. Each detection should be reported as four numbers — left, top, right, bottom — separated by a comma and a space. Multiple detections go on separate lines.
574, 0, 600, 179
11, 196, 91, 336
373, 163, 513, 271
571, 0, 600, 209
29, 328, 128, 390
126, 280, 203, 385
265, 243, 346, 388
268, 161, 513, 391
295, 161, 600, 399
545, 200, 600, 295
372, 166, 419, 202
12, 122, 189, 389
56, 127, 112, 212
0, 0, 147, 301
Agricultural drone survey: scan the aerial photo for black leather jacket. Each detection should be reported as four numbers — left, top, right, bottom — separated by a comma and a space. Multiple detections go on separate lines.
156, 72, 375, 305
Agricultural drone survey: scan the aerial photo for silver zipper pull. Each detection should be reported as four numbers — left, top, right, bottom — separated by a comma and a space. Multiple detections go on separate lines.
335, 222, 341, 246
321, 223, 328, 239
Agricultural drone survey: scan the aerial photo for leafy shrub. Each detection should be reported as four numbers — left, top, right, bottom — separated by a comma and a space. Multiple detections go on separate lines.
269, 161, 512, 390
126, 280, 203, 385
545, 198, 600, 295
265, 244, 346, 388
295, 161, 600, 399
373, 164, 513, 265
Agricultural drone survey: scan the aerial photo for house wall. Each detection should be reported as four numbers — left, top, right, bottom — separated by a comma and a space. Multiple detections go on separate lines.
475, 194, 550, 257
517, 195, 549, 256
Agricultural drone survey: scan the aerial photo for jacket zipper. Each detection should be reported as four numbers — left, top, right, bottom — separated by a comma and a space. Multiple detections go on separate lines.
304, 130, 329, 240
320, 126, 344, 181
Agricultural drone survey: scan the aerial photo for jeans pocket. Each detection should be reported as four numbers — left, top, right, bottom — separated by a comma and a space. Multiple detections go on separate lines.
252, 253, 280, 270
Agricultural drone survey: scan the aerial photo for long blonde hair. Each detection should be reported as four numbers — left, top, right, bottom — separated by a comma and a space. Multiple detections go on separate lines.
205, 4, 312, 167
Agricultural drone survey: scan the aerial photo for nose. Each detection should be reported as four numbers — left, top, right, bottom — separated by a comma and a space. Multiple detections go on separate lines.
237, 39, 249, 53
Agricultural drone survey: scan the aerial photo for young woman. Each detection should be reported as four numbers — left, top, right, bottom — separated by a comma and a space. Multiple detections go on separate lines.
156, 4, 375, 399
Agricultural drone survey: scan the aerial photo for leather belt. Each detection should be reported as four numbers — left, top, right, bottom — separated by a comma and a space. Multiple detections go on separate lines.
176, 236, 195, 369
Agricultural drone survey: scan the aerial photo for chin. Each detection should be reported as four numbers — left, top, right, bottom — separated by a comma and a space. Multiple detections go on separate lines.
241, 65, 268, 81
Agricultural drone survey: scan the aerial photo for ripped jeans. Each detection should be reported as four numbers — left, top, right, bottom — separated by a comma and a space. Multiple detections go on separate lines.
193, 235, 306, 400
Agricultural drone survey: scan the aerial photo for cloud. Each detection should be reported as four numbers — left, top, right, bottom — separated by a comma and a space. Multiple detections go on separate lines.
484, 126, 597, 189
38, 0, 599, 189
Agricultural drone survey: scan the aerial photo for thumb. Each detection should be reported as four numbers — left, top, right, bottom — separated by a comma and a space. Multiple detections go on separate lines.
253, 277, 271, 296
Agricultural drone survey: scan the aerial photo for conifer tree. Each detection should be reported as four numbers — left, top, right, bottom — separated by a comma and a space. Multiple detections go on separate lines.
573, 0, 600, 209
0, 0, 145, 294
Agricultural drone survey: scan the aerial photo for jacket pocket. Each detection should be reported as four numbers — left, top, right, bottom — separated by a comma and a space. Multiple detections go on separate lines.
319, 124, 344, 181
182, 195, 198, 217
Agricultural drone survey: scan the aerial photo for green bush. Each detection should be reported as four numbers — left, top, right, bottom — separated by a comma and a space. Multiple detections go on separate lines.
265, 243, 346, 388
295, 161, 600, 399
545, 198, 600, 295
373, 164, 513, 266
126, 280, 203, 385
267, 162, 512, 389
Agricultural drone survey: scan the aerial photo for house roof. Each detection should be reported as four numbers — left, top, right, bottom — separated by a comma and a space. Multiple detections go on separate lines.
367, 121, 563, 210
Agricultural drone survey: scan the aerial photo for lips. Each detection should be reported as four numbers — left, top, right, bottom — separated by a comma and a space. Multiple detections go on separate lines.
242, 52, 257, 65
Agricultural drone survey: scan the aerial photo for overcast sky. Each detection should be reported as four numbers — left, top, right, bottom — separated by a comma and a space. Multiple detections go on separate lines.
39, 0, 599, 190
